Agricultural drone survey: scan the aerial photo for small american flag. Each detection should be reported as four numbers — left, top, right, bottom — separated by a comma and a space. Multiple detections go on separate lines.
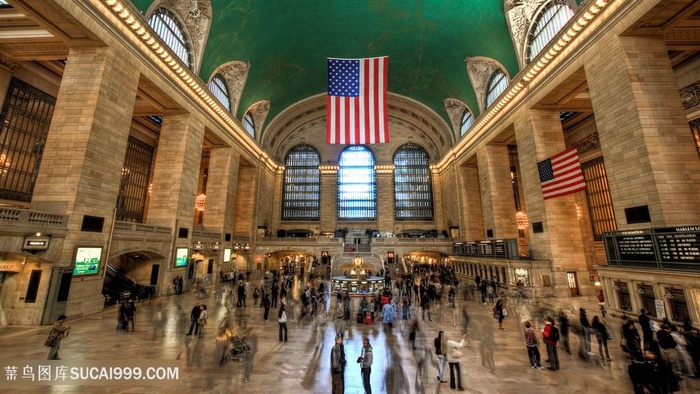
537, 147, 586, 200
326, 57, 388, 144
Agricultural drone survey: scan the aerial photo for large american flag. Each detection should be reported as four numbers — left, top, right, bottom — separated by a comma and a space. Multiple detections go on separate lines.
326, 56, 388, 144
537, 147, 587, 200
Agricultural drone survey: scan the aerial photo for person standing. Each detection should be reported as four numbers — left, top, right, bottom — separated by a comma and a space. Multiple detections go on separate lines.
125, 300, 136, 332
656, 323, 682, 378
46, 315, 70, 360
434, 330, 447, 383
186, 302, 202, 335
523, 321, 544, 369
579, 308, 594, 355
591, 315, 611, 365
446, 333, 467, 391
359, 337, 373, 394
639, 309, 655, 350
278, 304, 288, 342
542, 317, 560, 371
558, 309, 570, 354
330, 335, 346, 394
262, 293, 271, 321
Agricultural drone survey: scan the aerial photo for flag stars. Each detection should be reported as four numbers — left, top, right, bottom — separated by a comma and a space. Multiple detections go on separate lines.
328, 59, 360, 97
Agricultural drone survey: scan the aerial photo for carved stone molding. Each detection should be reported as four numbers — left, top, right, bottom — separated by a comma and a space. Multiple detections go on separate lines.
0, 53, 18, 70
158, 0, 212, 73
680, 81, 700, 112
248, 100, 270, 140
466, 57, 508, 113
443, 98, 468, 138
505, 0, 547, 68
574, 132, 600, 155
214, 61, 249, 114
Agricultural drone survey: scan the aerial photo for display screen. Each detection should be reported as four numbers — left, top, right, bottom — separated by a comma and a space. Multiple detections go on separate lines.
73, 247, 102, 275
223, 248, 231, 263
174, 247, 189, 267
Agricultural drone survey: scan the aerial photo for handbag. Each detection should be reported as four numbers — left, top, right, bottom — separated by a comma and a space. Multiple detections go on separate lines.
502, 308, 508, 317
44, 330, 58, 347
493, 312, 499, 319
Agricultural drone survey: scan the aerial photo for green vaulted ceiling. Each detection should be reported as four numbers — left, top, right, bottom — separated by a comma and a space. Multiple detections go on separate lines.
132, 0, 520, 132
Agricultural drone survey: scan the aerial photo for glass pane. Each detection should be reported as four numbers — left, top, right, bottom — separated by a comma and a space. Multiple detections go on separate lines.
148, 8, 191, 68
393, 143, 433, 221
337, 146, 376, 220
282, 145, 320, 220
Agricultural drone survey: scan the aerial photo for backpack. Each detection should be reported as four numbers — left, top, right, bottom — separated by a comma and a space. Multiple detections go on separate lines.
549, 325, 560, 342
434, 336, 442, 355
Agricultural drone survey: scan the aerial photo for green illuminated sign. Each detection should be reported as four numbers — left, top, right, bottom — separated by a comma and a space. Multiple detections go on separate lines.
73, 247, 102, 276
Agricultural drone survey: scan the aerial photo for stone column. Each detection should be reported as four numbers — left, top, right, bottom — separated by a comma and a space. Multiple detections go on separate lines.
30, 47, 139, 315
586, 35, 700, 227
476, 144, 518, 239
514, 108, 591, 297
457, 164, 485, 241
320, 167, 338, 233
376, 167, 394, 232
203, 146, 240, 233
148, 113, 205, 230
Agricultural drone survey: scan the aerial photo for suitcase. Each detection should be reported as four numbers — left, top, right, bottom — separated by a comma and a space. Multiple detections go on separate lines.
356, 313, 363, 324
364, 313, 373, 325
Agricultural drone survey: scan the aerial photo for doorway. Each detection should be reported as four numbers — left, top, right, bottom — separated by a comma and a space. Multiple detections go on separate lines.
566, 271, 580, 296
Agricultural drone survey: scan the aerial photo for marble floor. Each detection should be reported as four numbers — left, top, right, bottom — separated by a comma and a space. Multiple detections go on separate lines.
0, 278, 698, 394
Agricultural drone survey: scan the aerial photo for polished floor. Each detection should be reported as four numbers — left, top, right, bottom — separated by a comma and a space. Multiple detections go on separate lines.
0, 277, 698, 394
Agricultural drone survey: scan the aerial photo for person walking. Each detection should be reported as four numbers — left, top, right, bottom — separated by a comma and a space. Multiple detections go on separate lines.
330, 334, 346, 394
542, 317, 560, 371
494, 298, 505, 330
262, 293, 271, 321
197, 304, 208, 338
523, 321, 544, 369
46, 315, 70, 360
446, 333, 467, 391
434, 330, 447, 383
382, 300, 394, 331
592, 315, 611, 366
359, 337, 373, 394
278, 304, 288, 342
186, 302, 202, 335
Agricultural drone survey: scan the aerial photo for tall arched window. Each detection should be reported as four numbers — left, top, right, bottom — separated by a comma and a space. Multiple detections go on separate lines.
282, 145, 320, 221
148, 8, 192, 68
243, 112, 255, 137
208, 74, 231, 112
526, 2, 575, 63
337, 146, 376, 220
394, 144, 433, 221
460, 109, 475, 136
485, 70, 508, 108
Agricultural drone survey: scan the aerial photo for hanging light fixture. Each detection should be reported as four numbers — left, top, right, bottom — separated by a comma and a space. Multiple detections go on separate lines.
195, 193, 206, 211
516, 211, 528, 230
664, 286, 675, 299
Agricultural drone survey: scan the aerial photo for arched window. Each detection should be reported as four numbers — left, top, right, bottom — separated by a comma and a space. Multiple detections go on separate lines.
243, 112, 255, 137
337, 146, 376, 220
282, 145, 320, 221
208, 74, 231, 112
485, 70, 508, 108
148, 8, 192, 68
393, 144, 433, 221
526, 2, 575, 63
460, 109, 475, 136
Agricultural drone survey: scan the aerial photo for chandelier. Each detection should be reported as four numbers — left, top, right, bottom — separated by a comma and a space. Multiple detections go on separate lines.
516, 211, 528, 230
195, 193, 206, 211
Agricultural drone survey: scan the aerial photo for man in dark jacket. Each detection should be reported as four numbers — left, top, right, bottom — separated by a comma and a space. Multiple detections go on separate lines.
639, 309, 654, 349
186, 302, 201, 335
330, 335, 346, 394
579, 308, 593, 355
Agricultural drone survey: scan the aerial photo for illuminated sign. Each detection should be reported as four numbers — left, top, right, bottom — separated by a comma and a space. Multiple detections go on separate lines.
174, 247, 188, 267
73, 246, 102, 276
223, 248, 231, 263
